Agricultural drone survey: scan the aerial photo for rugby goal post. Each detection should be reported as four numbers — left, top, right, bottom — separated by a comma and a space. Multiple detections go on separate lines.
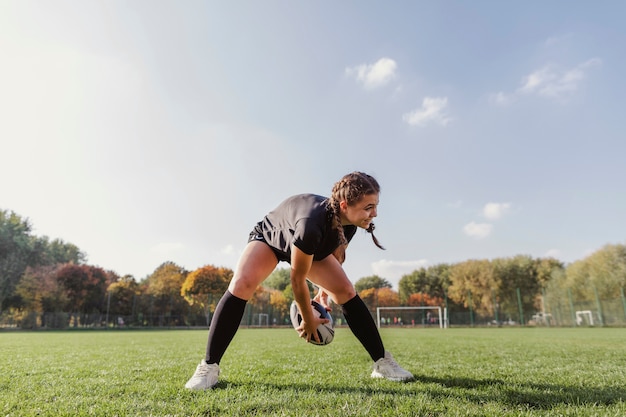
376, 306, 447, 329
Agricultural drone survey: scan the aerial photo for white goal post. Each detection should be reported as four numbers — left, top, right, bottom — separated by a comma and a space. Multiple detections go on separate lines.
575, 310, 594, 326
376, 306, 447, 329
253, 313, 269, 327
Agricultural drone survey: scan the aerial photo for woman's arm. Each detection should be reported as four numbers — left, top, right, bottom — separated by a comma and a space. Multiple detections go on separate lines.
290, 245, 329, 343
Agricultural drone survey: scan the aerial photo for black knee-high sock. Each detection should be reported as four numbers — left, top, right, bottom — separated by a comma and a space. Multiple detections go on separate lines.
342, 295, 385, 362
205, 290, 247, 365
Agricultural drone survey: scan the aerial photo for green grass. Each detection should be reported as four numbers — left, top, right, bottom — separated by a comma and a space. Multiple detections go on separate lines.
1, 327, 626, 416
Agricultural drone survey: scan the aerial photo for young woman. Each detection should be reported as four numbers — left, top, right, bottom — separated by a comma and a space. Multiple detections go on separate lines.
185, 172, 413, 390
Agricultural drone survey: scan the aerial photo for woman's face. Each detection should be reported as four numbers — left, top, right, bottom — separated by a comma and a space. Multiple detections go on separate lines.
340, 193, 379, 229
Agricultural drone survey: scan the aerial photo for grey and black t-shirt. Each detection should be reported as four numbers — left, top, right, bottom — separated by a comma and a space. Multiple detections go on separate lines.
249, 194, 357, 263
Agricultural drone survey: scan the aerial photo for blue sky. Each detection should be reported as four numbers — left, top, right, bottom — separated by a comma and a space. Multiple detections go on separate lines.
1, 1, 625, 289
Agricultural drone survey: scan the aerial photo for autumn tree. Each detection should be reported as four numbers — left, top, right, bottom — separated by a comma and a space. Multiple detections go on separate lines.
55, 263, 110, 326
269, 288, 289, 323
181, 265, 232, 314
447, 259, 495, 317
376, 287, 400, 306
15, 264, 68, 327
407, 293, 443, 307
144, 262, 188, 322
17, 265, 66, 311
359, 288, 377, 311
107, 275, 140, 317
247, 285, 271, 324
358, 287, 399, 311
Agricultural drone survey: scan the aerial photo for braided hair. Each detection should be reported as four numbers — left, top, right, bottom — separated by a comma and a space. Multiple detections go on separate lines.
327, 172, 385, 263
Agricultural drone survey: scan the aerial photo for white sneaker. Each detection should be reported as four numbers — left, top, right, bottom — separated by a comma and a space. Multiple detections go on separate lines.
185, 360, 220, 390
371, 351, 414, 381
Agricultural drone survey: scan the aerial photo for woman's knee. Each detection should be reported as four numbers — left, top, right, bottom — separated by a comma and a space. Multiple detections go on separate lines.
228, 274, 260, 300
333, 285, 356, 304
317, 280, 356, 304
228, 242, 278, 299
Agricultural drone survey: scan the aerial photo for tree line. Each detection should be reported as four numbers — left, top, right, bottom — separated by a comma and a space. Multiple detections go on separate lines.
2, 208, 625, 328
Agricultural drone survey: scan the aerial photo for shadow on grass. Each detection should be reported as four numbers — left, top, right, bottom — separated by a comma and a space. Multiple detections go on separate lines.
416, 374, 625, 409
216, 374, 625, 410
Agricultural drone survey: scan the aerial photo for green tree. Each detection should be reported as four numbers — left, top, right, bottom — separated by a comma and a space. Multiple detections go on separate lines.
354, 275, 392, 293
398, 268, 427, 304
0, 210, 34, 309
589, 244, 626, 298
492, 255, 541, 317
31, 236, 85, 266
264, 267, 291, 291
398, 264, 451, 304
565, 244, 626, 300
1, 209, 86, 311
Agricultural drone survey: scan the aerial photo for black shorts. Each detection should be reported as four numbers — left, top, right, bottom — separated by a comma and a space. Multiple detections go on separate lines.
248, 222, 291, 263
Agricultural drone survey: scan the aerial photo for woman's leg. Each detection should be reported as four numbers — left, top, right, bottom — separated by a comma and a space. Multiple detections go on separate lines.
307, 255, 384, 362
205, 241, 278, 364
186, 241, 278, 390
307, 255, 413, 382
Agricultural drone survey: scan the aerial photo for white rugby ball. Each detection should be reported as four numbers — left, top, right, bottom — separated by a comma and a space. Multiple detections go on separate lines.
289, 300, 334, 345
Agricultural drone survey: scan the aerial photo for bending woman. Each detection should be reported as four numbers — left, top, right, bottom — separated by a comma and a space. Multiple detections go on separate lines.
185, 171, 413, 390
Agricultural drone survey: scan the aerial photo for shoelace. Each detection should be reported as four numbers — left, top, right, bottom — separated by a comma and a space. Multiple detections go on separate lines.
196, 364, 214, 376
381, 358, 403, 370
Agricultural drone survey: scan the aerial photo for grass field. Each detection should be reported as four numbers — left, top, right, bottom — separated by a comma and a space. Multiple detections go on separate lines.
1, 327, 626, 416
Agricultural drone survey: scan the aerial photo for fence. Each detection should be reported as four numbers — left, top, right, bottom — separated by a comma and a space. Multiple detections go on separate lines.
2, 289, 626, 329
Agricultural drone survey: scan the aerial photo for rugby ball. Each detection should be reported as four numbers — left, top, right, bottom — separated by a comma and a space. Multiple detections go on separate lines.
289, 300, 334, 345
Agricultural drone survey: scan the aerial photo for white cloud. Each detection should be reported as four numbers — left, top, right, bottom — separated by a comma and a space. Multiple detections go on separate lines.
371, 259, 429, 289
518, 67, 554, 94
545, 249, 561, 258
518, 59, 602, 99
220, 244, 235, 255
345, 57, 397, 89
489, 91, 515, 106
544, 34, 573, 47
491, 58, 601, 104
483, 202, 511, 220
402, 96, 451, 127
463, 222, 493, 239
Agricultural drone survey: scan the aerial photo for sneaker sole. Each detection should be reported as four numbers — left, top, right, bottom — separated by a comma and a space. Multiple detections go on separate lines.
371, 371, 413, 381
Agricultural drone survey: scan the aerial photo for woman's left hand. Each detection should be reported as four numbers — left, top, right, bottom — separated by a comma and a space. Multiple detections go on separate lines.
313, 288, 332, 312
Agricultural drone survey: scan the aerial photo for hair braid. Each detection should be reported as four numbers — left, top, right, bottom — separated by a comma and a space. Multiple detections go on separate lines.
327, 172, 385, 261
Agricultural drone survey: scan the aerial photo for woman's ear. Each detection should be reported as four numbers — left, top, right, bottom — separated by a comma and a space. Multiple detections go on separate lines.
339, 200, 348, 212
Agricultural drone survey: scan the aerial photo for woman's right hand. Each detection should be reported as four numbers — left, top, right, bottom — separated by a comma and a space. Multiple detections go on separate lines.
296, 306, 329, 344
